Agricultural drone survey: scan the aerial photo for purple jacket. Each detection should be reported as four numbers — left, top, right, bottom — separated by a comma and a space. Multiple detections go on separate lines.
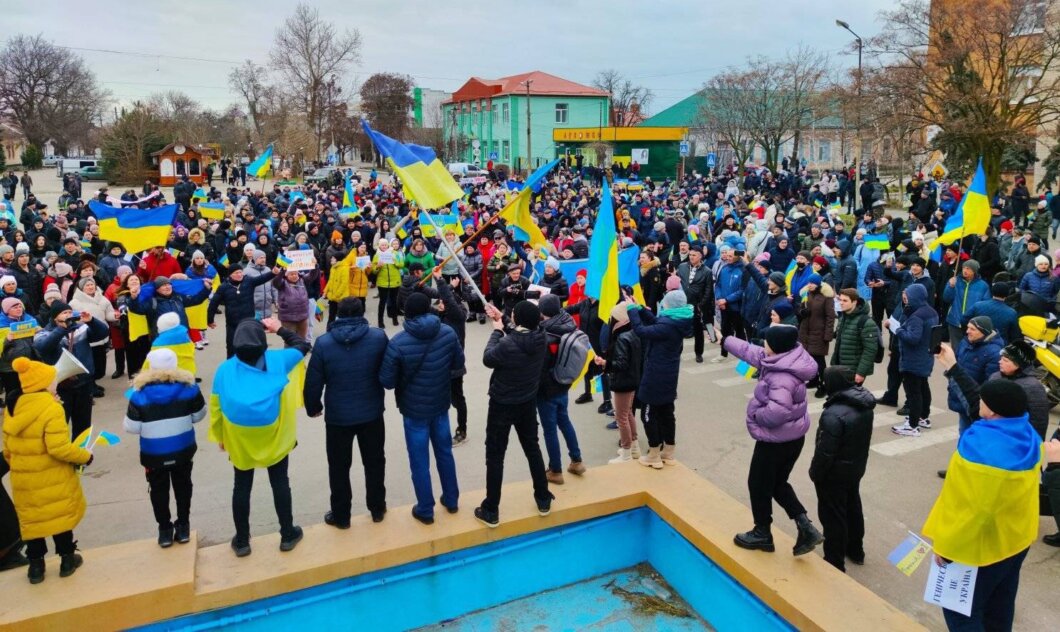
723, 336, 818, 443
272, 274, 310, 322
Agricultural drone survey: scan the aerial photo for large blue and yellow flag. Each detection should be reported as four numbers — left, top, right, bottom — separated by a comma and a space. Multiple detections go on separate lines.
361, 120, 463, 210
922, 413, 1042, 567
341, 170, 359, 217
198, 201, 225, 219
247, 143, 274, 179
585, 179, 620, 321
617, 245, 645, 305
930, 158, 990, 249
88, 200, 177, 254
499, 188, 549, 252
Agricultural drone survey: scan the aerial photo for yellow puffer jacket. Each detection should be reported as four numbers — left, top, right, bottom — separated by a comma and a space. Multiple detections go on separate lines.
324, 252, 369, 301
2, 392, 92, 540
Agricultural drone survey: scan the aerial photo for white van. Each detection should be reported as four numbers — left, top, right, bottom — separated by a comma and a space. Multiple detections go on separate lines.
56, 158, 101, 177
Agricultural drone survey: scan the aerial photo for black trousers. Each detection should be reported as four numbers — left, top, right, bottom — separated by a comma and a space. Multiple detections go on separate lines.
1042, 467, 1060, 532
26, 530, 75, 559
91, 345, 107, 381
327, 300, 339, 325
482, 399, 550, 513
883, 345, 902, 402
450, 377, 468, 433
808, 354, 826, 389
377, 287, 398, 325
232, 456, 295, 541
870, 293, 886, 327
748, 437, 807, 528
113, 346, 126, 374
719, 309, 746, 357
57, 383, 93, 443
815, 477, 865, 572
901, 372, 931, 426
643, 403, 676, 448
325, 421, 386, 521
126, 336, 150, 374
146, 461, 193, 527
692, 305, 705, 357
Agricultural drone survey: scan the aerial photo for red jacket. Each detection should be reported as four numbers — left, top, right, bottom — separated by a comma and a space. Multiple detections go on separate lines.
137, 251, 182, 283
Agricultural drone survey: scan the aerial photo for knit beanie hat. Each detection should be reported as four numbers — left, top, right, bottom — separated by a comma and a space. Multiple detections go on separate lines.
991, 281, 1013, 297
979, 379, 1028, 418
962, 259, 980, 274
153, 276, 172, 289
968, 315, 994, 337
146, 348, 178, 371
1, 297, 22, 314
772, 300, 795, 320
754, 252, 771, 264
192, 250, 205, 261
544, 257, 560, 272
538, 294, 561, 317
12, 357, 55, 394
513, 300, 541, 330
15, 242, 29, 254
576, 269, 588, 279
665, 275, 682, 292
157, 312, 180, 333
54, 262, 73, 278
610, 303, 630, 325
768, 272, 787, 288
404, 292, 431, 318
48, 300, 71, 322
0, 245, 12, 257
1035, 255, 1050, 267
43, 283, 61, 302
805, 272, 823, 287
765, 324, 799, 354
0, 275, 14, 287
77, 277, 95, 290
660, 289, 688, 311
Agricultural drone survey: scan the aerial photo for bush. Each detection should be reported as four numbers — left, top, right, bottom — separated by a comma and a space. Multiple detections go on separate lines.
20, 144, 43, 169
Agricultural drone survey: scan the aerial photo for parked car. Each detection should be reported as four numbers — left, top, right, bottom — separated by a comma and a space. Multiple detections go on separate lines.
447, 162, 488, 177
78, 166, 107, 181
57, 158, 100, 176
304, 166, 341, 184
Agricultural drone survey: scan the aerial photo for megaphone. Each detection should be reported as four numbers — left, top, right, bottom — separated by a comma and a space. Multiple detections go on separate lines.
53, 349, 89, 385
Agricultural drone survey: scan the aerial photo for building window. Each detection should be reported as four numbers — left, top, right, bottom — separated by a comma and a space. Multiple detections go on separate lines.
502, 140, 510, 162
818, 140, 831, 163
175, 159, 186, 176
492, 104, 498, 125
555, 103, 568, 124
1014, 1, 1047, 35
502, 103, 510, 124
189, 158, 201, 175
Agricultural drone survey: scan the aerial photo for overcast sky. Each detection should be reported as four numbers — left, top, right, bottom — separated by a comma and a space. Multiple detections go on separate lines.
8, 0, 895, 117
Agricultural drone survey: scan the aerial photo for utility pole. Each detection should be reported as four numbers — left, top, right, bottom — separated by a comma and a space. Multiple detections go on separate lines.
836, 19, 863, 186
522, 79, 534, 174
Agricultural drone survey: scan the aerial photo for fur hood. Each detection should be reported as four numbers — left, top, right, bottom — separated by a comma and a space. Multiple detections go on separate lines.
131, 366, 195, 390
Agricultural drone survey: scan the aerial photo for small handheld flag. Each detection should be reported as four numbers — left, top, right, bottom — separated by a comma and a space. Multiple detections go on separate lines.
276, 253, 293, 269
91, 430, 122, 450
863, 234, 891, 251
74, 427, 93, 449
735, 360, 756, 380
887, 532, 932, 576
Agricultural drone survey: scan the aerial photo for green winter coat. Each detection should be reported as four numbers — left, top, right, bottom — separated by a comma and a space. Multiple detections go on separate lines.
830, 301, 879, 378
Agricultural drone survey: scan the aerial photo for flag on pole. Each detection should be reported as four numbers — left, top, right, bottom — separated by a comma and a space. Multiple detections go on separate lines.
585, 179, 620, 321
198, 201, 226, 219
277, 253, 293, 269
930, 158, 990, 249
887, 532, 932, 576
735, 360, 756, 380
360, 120, 464, 209
247, 143, 274, 179
784, 260, 798, 294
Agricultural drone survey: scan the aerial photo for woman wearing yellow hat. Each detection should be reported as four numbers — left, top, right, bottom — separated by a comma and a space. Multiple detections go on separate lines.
1, 356, 93, 584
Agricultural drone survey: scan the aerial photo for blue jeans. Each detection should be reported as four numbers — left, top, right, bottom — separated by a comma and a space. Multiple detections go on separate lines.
536, 392, 582, 473
402, 414, 459, 518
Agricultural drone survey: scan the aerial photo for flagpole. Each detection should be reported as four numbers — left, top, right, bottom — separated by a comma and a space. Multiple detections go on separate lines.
420, 210, 508, 285
419, 211, 490, 306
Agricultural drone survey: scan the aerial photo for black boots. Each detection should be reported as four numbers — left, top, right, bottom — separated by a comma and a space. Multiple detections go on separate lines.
793, 513, 824, 556
27, 559, 45, 584
58, 552, 82, 577
158, 523, 175, 548
734, 526, 775, 552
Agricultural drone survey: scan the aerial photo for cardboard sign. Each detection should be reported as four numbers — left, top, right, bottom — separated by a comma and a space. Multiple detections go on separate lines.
924, 559, 977, 617
356, 256, 371, 269
284, 250, 316, 272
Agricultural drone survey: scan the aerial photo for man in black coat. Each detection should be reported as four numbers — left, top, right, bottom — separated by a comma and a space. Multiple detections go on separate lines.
678, 246, 713, 362
809, 366, 874, 572
207, 264, 278, 357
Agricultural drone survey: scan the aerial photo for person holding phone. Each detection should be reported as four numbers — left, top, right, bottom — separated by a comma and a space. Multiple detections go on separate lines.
886, 284, 939, 437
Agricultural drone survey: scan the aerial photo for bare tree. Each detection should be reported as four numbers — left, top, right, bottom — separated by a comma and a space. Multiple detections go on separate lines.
0, 35, 107, 152
696, 85, 754, 168
359, 73, 414, 139
229, 60, 271, 141
870, 0, 1060, 193
592, 69, 653, 126
270, 3, 361, 159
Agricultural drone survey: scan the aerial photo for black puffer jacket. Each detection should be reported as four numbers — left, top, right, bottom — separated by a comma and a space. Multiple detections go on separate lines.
605, 322, 643, 393
809, 385, 875, 482
483, 326, 546, 405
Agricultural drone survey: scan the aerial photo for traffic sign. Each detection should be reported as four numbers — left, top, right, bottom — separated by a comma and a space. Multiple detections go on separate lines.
489, 151, 498, 161
706, 152, 716, 168
679, 141, 690, 157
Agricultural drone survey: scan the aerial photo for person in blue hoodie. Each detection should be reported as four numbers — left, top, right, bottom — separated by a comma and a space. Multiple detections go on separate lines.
887, 283, 939, 436
942, 259, 991, 345
379, 292, 465, 525
714, 246, 748, 359
123, 348, 206, 548
626, 288, 694, 467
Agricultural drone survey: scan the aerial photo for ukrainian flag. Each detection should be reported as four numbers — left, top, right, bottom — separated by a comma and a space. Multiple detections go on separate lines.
277, 253, 293, 269
360, 120, 463, 210
617, 244, 645, 305
247, 143, 274, 179
863, 233, 891, 250
784, 260, 797, 294
88, 200, 177, 254
497, 160, 559, 252
144, 324, 196, 376
198, 201, 226, 219
420, 211, 460, 238
922, 413, 1042, 567
208, 347, 305, 470
341, 170, 359, 217
586, 179, 620, 321
930, 158, 990, 249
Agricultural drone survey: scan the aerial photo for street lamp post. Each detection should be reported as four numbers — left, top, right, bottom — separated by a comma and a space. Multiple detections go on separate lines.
836, 19, 863, 186
520, 79, 534, 174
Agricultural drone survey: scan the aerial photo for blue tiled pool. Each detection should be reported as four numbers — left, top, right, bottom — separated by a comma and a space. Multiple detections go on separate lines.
137, 509, 793, 631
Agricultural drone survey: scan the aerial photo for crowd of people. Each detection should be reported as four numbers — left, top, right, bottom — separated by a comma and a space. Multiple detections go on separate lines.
0, 158, 1059, 630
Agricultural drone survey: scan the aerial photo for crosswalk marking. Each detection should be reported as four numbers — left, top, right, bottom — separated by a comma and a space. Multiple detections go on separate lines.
871, 427, 960, 457
683, 363, 739, 376
713, 375, 756, 387
872, 407, 948, 428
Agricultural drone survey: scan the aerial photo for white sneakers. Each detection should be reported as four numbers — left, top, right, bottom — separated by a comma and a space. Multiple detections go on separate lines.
891, 420, 921, 437
711, 356, 728, 364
